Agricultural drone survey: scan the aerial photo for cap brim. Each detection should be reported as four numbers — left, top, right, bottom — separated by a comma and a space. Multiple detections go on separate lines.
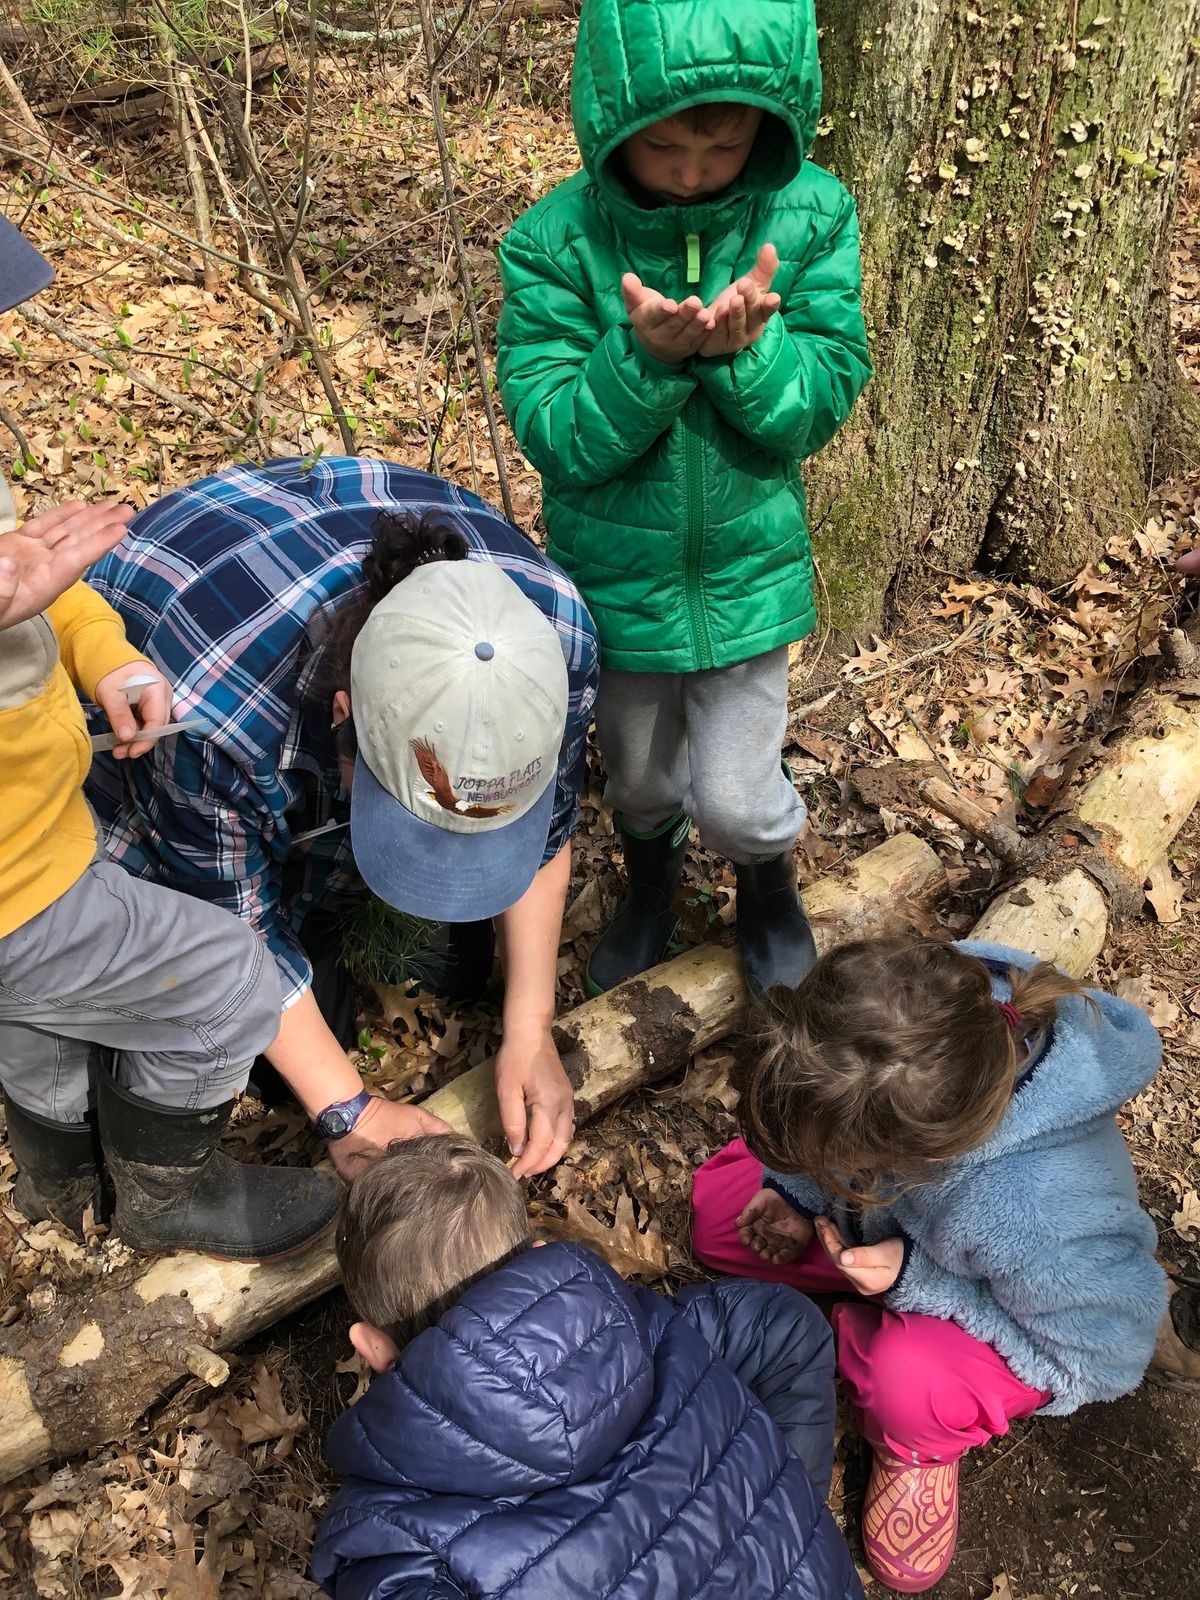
0, 217, 54, 314
350, 751, 556, 922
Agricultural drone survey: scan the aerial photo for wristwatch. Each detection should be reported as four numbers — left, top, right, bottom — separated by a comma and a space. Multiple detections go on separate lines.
313, 1089, 373, 1140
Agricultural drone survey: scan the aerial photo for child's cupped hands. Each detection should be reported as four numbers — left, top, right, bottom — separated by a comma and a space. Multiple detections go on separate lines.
736, 1186, 814, 1264
622, 274, 716, 366
698, 244, 782, 358
814, 1216, 905, 1296
622, 244, 782, 365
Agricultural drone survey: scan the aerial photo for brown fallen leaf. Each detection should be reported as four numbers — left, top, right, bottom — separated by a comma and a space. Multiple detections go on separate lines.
840, 635, 893, 677
222, 1361, 307, 1457
1172, 1189, 1200, 1241
559, 1192, 669, 1280
371, 980, 424, 1034
334, 1350, 372, 1407
680, 1050, 739, 1113
1115, 974, 1182, 1035
563, 876, 605, 939
988, 1574, 1051, 1600
1144, 857, 1184, 924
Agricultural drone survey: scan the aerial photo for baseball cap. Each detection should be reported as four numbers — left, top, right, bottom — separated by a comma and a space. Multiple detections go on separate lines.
349, 557, 570, 922
0, 216, 54, 314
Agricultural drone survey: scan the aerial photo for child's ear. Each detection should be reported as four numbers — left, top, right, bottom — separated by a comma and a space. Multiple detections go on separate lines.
350, 1320, 402, 1374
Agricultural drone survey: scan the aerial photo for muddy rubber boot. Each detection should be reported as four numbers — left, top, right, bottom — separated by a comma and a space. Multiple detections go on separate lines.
586, 811, 690, 996
734, 852, 818, 997
98, 1074, 341, 1262
2, 1091, 104, 1235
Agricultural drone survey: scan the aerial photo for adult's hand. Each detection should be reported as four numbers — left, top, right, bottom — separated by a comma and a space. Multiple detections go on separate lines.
329, 1095, 453, 1179
495, 844, 575, 1177
496, 1026, 575, 1179
93, 664, 173, 759
1177, 546, 1200, 575
0, 500, 133, 630
264, 990, 451, 1179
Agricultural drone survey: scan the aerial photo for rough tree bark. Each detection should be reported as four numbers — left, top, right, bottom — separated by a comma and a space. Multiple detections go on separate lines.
808, 0, 1200, 629
0, 833, 945, 1482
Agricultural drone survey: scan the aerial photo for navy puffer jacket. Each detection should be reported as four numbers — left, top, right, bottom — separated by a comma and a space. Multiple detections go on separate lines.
311, 1242, 860, 1600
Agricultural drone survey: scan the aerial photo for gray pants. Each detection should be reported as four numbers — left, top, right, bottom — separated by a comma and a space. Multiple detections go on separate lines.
594, 646, 806, 864
0, 858, 282, 1123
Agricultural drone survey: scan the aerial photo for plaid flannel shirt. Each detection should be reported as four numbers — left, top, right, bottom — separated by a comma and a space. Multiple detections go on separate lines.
86, 456, 599, 1004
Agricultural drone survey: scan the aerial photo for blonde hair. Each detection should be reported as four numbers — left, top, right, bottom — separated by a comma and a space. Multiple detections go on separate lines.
336, 1135, 531, 1345
738, 937, 1089, 1205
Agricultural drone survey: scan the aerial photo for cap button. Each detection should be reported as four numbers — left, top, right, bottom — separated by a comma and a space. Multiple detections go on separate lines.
474, 641, 495, 661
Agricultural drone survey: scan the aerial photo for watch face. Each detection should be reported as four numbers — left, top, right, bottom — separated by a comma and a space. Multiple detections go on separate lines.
322, 1108, 350, 1137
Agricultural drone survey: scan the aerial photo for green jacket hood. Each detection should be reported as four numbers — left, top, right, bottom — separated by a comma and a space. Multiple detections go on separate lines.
571, 0, 822, 225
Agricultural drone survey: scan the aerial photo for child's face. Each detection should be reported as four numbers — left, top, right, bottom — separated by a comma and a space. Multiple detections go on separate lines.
621, 108, 763, 205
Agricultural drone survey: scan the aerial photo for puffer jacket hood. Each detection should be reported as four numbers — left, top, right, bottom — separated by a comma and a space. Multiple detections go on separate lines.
498, 0, 869, 674
572, 0, 821, 229
314, 1242, 863, 1600
325, 1242, 655, 1495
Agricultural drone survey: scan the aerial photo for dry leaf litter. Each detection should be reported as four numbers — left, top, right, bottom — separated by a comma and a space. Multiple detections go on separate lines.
0, 22, 1196, 1600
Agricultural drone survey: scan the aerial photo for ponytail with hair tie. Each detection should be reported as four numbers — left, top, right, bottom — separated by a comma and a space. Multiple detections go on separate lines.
316, 509, 470, 704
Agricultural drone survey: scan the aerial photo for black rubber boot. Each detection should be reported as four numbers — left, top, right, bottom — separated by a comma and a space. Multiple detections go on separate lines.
2, 1091, 104, 1234
586, 811, 690, 996
735, 852, 818, 998
98, 1074, 341, 1262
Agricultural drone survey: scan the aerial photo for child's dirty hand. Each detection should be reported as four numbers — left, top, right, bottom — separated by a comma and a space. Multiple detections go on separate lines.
736, 1186, 814, 1263
622, 272, 715, 365
700, 244, 782, 357
815, 1216, 905, 1296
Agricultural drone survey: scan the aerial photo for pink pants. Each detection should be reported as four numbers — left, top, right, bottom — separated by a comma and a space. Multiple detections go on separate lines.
692, 1140, 1049, 1463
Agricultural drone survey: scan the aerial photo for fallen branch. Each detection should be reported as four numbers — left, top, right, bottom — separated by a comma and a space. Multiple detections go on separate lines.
0, 403, 34, 468
312, 0, 578, 40
853, 760, 1039, 873
33, 41, 285, 121
0, 831, 945, 1480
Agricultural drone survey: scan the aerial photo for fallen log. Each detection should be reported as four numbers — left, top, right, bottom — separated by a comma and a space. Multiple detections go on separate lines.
35, 43, 287, 124
0, 831, 944, 1482
972, 689, 1200, 973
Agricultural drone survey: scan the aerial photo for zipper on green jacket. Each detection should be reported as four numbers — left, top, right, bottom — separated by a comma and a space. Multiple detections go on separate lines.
682, 393, 712, 669
685, 233, 701, 285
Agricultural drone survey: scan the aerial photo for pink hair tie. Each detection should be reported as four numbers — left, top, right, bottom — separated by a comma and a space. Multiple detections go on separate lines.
999, 1001, 1023, 1029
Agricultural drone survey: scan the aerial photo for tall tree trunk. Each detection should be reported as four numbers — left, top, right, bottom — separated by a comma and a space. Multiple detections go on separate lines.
808, 0, 1200, 630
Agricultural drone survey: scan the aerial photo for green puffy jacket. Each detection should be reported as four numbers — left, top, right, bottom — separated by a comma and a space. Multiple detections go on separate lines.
497, 0, 870, 674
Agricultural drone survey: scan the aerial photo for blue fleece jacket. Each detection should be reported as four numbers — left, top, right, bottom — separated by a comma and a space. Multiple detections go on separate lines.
310, 1241, 862, 1600
766, 940, 1166, 1415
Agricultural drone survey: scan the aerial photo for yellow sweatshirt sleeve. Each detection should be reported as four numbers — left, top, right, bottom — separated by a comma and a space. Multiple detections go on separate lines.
45, 581, 147, 701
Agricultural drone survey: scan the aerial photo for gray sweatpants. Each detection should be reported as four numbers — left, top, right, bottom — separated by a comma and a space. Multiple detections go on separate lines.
0, 857, 282, 1123
594, 646, 806, 864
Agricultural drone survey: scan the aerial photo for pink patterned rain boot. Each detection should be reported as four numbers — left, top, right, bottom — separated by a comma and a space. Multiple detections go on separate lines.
862, 1447, 960, 1593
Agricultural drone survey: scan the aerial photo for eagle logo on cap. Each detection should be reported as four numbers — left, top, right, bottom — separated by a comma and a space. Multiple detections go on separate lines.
411, 738, 514, 819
